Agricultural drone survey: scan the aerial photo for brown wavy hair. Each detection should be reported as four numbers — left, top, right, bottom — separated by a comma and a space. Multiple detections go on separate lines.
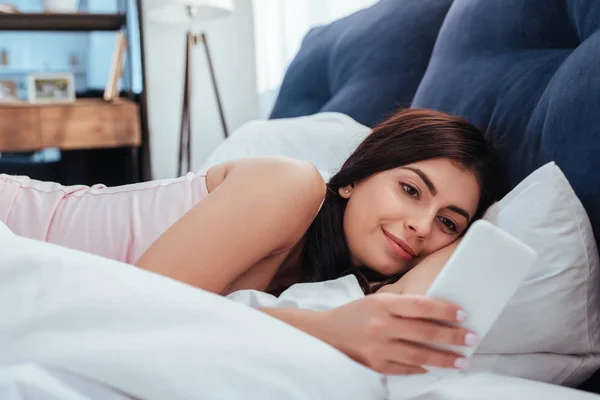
299, 108, 499, 293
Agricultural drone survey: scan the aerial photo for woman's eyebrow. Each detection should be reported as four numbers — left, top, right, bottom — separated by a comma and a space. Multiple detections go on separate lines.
447, 205, 471, 222
400, 167, 471, 222
400, 167, 437, 195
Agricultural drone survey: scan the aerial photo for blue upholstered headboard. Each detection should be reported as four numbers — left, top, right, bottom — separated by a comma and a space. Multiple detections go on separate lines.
270, 0, 453, 127
270, 0, 600, 256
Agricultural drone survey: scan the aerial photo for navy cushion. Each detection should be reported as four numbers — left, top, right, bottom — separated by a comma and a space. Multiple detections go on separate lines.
412, 0, 600, 246
269, 0, 453, 127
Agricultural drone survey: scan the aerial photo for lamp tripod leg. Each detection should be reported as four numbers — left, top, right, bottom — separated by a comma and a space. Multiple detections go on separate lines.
200, 32, 229, 139
178, 31, 193, 176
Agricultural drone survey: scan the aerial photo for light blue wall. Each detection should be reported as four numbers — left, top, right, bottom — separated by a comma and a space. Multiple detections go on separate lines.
86, 0, 142, 93
0, 31, 88, 98
0, 0, 142, 99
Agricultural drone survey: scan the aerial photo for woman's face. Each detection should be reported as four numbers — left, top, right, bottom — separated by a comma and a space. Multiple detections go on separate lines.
340, 157, 480, 276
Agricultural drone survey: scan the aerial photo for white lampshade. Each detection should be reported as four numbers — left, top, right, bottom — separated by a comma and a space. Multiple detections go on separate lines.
148, 0, 234, 25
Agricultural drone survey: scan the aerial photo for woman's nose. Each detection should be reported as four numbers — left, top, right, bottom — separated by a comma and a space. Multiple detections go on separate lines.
405, 216, 433, 238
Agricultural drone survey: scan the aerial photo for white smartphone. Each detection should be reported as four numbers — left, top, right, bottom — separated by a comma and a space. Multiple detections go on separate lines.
423, 220, 537, 374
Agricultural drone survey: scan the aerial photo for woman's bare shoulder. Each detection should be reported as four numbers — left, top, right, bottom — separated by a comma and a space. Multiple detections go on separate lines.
136, 157, 326, 293
205, 156, 326, 199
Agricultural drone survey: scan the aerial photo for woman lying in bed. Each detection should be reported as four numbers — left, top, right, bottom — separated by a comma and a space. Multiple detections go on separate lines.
135, 108, 498, 375
0, 108, 497, 377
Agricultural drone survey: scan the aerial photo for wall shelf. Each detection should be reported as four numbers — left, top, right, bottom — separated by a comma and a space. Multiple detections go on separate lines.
0, 13, 126, 32
0, 0, 151, 184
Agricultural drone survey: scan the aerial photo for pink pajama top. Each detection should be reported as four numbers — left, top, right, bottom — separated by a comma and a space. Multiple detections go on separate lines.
0, 172, 210, 264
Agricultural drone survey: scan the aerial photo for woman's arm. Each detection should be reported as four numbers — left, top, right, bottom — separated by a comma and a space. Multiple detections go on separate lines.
135, 156, 326, 294
378, 240, 461, 296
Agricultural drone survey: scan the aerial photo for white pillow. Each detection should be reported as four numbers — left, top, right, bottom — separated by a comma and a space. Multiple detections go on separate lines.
0, 234, 386, 400
470, 162, 600, 386
201, 112, 370, 181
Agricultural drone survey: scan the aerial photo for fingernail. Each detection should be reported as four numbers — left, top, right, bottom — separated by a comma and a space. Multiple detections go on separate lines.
454, 358, 469, 370
465, 333, 479, 346
456, 310, 468, 322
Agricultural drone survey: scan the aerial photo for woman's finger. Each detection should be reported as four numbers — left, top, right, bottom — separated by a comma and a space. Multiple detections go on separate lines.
376, 293, 466, 324
386, 339, 468, 370
380, 362, 428, 375
387, 318, 478, 347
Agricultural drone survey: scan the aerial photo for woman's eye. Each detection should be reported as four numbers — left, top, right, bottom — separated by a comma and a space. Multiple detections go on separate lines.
401, 183, 419, 198
439, 216, 458, 233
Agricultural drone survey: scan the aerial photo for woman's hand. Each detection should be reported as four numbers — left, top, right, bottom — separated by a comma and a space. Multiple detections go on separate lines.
262, 243, 474, 375
316, 293, 476, 375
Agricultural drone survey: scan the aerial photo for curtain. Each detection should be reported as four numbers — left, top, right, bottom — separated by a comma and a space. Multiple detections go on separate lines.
252, 0, 378, 117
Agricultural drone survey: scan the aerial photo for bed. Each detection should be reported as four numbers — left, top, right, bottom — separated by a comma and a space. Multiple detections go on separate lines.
2, 0, 600, 398
1, 227, 599, 400
265, 0, 600, 394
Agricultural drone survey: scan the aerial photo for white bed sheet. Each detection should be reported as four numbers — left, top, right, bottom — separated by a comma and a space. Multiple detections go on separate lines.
1, 363, 597, 400
387, 373, 600, 399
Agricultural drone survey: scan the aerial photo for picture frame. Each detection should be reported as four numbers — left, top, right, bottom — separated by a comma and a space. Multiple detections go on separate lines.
27, 72, 75, 104
0, 80, 18, 102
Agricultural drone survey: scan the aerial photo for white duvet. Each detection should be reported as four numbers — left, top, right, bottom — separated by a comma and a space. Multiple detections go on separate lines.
0, 234, 384, 400
1, 224, 598, 399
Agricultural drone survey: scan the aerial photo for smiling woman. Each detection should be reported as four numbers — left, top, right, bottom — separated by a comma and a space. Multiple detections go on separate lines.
340, 157, 479, 277
135, 108, 497, 299
301, 108, 498, 292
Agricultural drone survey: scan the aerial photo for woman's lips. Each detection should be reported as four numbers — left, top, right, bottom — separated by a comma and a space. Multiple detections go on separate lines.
382, 228, 416, 261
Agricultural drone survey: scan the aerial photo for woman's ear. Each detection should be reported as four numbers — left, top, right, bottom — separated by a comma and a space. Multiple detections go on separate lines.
338, 185, 353, 199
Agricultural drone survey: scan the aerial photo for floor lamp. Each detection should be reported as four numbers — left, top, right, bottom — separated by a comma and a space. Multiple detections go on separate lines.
148, 0, 233, 176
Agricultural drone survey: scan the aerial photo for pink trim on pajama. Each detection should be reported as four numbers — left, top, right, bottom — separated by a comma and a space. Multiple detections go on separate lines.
0, 172, 210, 264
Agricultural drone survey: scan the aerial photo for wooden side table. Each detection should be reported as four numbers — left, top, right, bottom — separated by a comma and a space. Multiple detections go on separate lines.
0, 99, 142, 181
0, 7, 152, 183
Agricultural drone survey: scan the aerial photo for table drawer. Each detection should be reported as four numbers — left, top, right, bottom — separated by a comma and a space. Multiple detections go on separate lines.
39, 101, 141, 149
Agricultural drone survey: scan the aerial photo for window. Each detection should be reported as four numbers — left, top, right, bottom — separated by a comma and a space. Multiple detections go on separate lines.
252, 0, 377, 116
